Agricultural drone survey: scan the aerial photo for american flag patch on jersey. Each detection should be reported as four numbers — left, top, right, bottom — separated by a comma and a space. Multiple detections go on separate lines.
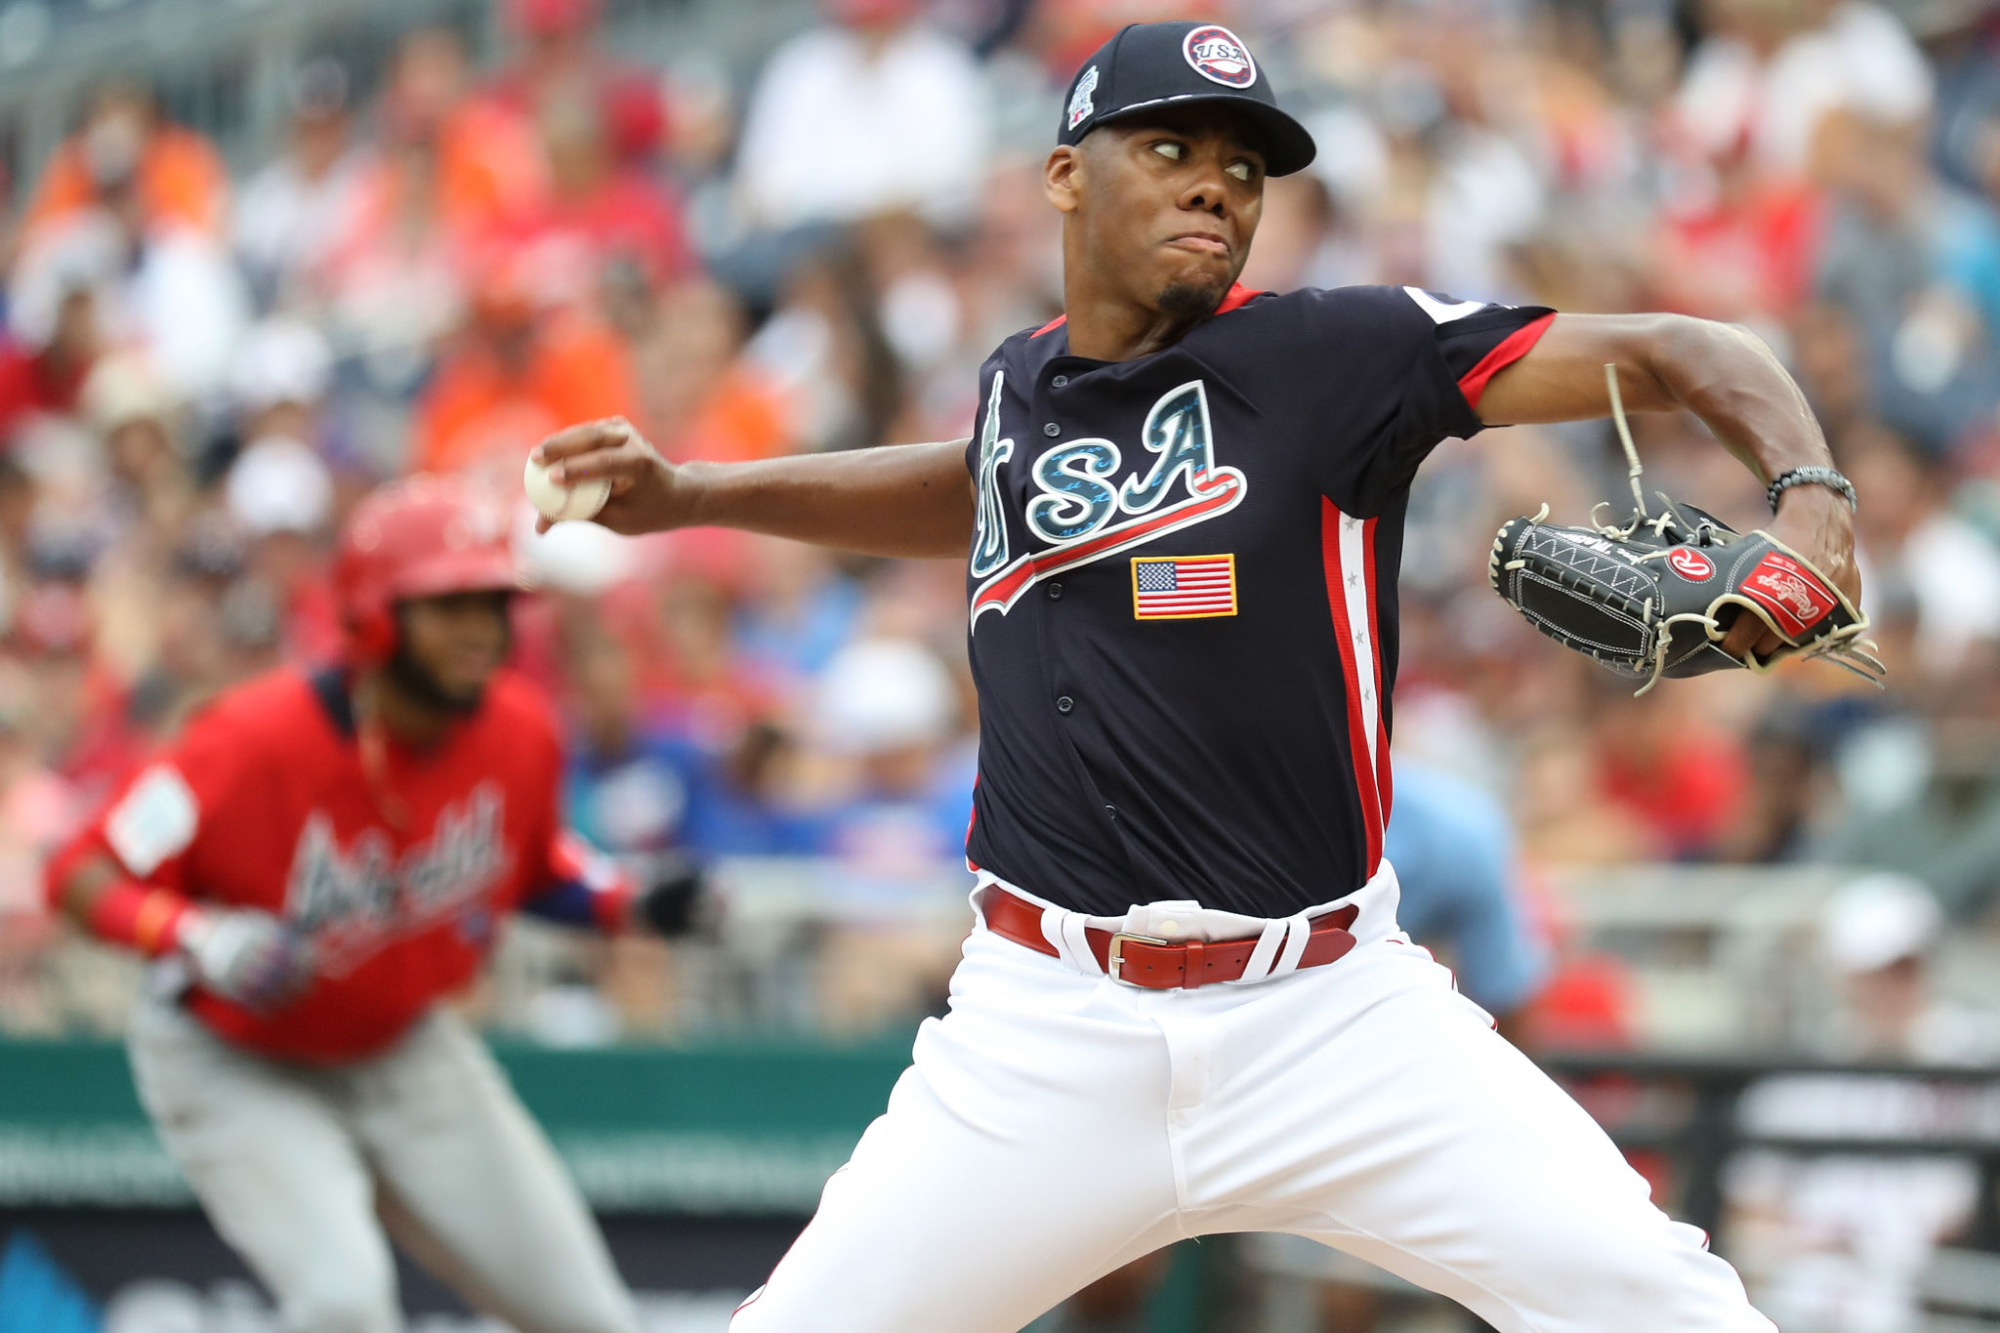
1131, 554, 1238, 619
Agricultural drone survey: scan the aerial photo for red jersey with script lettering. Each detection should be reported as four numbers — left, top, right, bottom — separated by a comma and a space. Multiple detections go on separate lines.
50, 667, 620, 1063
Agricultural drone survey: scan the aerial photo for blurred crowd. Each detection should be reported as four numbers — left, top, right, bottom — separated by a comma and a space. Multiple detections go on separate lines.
0, 0, 1997, 1037
0, 0, 1997, 1324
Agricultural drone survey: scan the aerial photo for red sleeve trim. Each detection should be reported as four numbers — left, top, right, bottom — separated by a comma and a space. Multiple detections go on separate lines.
1456, 312, 1556, 410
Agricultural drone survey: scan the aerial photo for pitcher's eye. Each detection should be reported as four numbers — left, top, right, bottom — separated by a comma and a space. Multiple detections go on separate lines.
1226, 161, 1253, 182
1152, 142, 1184, 161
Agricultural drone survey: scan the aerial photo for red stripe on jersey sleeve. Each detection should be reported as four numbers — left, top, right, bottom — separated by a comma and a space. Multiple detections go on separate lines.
1456, 311, 1556, 410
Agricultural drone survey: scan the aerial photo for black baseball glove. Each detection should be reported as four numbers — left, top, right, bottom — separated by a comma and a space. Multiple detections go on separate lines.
1488, 494, 1883, 693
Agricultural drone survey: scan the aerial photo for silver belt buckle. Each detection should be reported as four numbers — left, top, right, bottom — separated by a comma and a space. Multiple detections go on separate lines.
1106, 932, 1168, 984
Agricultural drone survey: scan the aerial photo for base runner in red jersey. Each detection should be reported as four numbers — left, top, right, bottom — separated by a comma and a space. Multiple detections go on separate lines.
46, 475, 696, 1333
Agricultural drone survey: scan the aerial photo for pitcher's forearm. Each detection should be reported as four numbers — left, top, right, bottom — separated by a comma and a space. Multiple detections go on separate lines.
1480, 313, 1832, 485
680, 440, 975, 558
1640, 317, 1831, 487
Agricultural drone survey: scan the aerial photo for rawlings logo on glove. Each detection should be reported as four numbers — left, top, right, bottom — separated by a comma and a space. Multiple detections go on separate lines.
1487, 365, 1883, 694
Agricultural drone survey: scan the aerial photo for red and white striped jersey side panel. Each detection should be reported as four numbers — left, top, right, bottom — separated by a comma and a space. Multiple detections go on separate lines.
1319, 500, 1388, 876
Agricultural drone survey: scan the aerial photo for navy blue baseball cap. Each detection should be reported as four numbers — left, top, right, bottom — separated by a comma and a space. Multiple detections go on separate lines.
1057, 21, 1317, 177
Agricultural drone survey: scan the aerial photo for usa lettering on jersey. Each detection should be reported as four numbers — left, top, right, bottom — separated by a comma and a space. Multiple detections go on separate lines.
970, 371, 1015, 580
287, 784, 513, 976
970, 379, 1246, 626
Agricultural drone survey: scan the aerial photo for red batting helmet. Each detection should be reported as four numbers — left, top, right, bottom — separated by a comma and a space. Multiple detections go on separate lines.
334, 475, 519, 667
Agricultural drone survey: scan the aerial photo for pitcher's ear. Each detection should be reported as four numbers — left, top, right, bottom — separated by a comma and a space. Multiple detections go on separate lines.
1045, 145, 1084, 214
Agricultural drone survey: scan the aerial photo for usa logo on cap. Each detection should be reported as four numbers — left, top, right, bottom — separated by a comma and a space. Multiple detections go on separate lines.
1183, 25, 1257, 88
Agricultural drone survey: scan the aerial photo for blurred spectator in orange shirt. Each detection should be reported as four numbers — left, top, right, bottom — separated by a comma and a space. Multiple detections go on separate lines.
20, 79, 230, 244
409, 258, 637, 483
633, 278, 791, 465
483, 91, 691, 314
381, 28, 546, 242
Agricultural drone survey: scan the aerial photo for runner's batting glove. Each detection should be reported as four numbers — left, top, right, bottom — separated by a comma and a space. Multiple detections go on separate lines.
1489, 493, 1884, 695
177, 908, 316, 1011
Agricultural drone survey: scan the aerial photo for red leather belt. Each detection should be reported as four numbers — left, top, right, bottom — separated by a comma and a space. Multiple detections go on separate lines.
975, 885, 1359, 990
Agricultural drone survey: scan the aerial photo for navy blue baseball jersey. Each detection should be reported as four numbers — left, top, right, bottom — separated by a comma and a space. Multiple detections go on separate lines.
961, 283, 1553, 918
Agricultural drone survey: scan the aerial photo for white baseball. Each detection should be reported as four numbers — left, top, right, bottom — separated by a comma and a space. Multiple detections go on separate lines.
523, 453, 612, 523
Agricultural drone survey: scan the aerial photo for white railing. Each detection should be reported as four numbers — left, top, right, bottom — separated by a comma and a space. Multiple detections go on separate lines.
10, 858, 1998, 1049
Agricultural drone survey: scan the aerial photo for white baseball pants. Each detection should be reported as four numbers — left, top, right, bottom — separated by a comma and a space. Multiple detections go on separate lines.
732, 869, 1774, 1333
127, 995, 639, 1333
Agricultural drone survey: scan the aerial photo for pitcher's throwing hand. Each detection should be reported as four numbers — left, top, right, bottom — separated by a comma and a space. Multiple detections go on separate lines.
530, 417, 687, 535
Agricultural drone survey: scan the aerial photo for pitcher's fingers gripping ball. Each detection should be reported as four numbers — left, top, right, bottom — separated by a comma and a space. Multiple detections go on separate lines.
527, 418, 684, 536
524, 452, 612, 523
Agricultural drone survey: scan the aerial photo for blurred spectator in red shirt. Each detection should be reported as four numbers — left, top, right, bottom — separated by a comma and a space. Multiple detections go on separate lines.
482, 91, 691, 315
486, 0, 673, 171
1653, 132, 1823, 323
20, 79, 230, 245
0, 287, 98, 446
1594, 689, 1752, 860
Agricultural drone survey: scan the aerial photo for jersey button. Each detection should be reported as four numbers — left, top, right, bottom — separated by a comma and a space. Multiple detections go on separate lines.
1042, 422, 1061, 436
1047, 582, 1064, 601
1056, 695, 1075, 714
1052, 374, 1069, 388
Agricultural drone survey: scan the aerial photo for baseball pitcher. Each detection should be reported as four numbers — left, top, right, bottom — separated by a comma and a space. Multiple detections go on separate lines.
535, 20, 1857, 1331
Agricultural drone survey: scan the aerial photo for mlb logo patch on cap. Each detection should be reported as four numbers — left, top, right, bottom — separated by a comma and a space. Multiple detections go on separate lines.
1183, 25, 1256, 88
1067, 65, 1099, 131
